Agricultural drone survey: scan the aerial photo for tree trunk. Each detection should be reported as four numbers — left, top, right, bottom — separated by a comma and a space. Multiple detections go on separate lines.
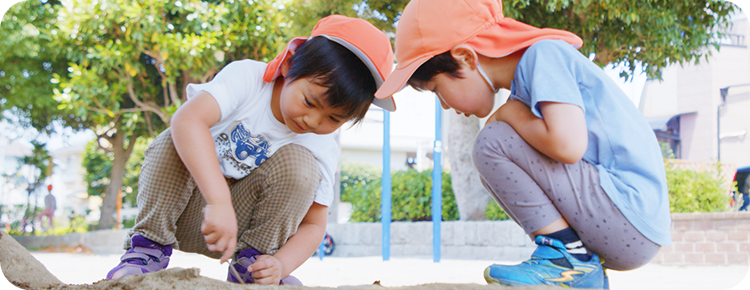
97, 128, 137, 230
447, 114, 492, 221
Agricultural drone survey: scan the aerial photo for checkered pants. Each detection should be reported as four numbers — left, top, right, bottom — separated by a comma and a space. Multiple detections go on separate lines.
124, 128, 321, 258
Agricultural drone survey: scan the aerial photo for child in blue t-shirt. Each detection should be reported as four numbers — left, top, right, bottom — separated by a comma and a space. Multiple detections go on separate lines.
373, 0, 670, 288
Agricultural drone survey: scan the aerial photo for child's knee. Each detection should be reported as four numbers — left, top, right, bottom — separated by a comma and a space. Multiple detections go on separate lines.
473, 121, 516, 167
271, 144, 321, 193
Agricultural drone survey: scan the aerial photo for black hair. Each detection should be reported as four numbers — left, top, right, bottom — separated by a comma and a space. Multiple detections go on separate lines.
407, 51, 462, 91
285, 37, 376, 125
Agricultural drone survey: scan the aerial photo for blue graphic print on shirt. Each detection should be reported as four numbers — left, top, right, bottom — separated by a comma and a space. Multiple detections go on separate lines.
230, 122, 270, 166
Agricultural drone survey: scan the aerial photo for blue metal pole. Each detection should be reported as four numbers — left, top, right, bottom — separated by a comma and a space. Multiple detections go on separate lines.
382, 110, 391, 261
432, 97, 442, 263
318, 239, 325, 260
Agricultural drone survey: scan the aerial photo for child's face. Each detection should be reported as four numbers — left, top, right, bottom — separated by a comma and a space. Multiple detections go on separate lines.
278, 77, 349, 135
422, 66, 496, 118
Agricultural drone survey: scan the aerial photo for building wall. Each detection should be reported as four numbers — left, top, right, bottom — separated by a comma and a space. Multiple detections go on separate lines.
640, 13, 750, 167
341, 149, 410, 172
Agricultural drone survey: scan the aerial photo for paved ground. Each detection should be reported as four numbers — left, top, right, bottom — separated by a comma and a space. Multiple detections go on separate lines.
1, 250, 748, 289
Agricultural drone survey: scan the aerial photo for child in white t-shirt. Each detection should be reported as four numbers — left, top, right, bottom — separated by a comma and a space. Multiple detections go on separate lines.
107, 15, 395, 285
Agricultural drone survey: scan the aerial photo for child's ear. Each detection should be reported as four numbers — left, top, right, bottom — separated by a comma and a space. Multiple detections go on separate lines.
450, 44, 479, 70
280, 49, 296, 77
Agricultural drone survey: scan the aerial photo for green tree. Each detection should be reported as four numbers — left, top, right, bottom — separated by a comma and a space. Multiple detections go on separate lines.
288, 0, 736, 79
286, 0, 738, 220
0, 0, 290, 229
0, 0, 83, 133
82, 137, 150, 210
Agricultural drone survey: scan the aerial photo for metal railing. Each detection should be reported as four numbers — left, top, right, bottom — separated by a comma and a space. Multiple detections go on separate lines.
716, 33, 747, 47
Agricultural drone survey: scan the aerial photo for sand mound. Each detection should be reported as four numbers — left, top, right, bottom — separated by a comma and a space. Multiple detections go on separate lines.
2, 230, 555, 290
1, 230, 63, 289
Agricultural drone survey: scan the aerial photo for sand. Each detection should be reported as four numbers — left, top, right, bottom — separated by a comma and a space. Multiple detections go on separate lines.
1, 230, 559, 290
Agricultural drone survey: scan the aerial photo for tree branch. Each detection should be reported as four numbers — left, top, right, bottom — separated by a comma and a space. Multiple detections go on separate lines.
125, 74, 170, 124
123, 131, 137, 159
168, 82, 180, 106
144, 111, 154, 136
96, 127, 116, 153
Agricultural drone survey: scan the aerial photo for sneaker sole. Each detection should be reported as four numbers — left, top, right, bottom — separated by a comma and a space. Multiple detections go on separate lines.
483, 268, 532, 287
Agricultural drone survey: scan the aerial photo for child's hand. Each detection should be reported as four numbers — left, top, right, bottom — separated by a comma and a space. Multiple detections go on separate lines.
248, 254, 284, 285
201, 202, 238, 263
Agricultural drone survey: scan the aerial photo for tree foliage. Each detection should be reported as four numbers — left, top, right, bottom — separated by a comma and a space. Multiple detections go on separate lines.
287, 0, 737, 79
502, 0, 737, 79
0, 0, 82, 133
53, 0, 288, 229
82, 137, 150, 207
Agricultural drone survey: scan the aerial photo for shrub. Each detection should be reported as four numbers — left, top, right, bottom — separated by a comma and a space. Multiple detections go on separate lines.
485, 201, 511, 221
340, 163, 381, 203
666, 162, 730, 213
343, 167, 459, 222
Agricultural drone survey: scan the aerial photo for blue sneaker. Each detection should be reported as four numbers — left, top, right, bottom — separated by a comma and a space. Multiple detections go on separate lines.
484, 235, 605, 289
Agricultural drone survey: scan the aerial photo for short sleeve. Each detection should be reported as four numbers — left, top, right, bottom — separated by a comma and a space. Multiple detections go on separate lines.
185, 60, 266, 123
515, 40, 586, 119
313, 143, 338, 207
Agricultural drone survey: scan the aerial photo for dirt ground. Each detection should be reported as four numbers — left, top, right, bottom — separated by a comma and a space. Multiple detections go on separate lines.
1, 230, 560, 290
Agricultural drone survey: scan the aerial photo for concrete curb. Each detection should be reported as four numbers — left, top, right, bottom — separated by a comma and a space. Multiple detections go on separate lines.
12, 229, 130, 255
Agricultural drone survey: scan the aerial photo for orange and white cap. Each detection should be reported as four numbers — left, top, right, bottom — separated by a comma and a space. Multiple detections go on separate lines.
263, 15, 396, 111
375, 0, 583, 100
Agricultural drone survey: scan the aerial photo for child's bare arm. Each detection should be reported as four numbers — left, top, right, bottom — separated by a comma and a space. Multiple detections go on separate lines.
249, 202, 328, 285
486, 100, 587, 164
171, 91, 238, 263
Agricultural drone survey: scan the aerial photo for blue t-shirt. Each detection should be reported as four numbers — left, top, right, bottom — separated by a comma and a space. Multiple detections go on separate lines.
509, 39, 671, 246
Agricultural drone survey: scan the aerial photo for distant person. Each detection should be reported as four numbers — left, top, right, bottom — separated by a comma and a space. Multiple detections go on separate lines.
105, 15, 394, 286
41, 184, 56, 229
740, 175, 750, 211
374, 0, 670, 288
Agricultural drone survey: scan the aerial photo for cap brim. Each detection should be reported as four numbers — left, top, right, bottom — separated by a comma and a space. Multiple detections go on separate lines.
315, 35, 384, 88
372, 96, 396, 112
374, 56, 430, 111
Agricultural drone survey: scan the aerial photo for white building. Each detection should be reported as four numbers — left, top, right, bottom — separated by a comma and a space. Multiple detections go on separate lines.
639, 11, 750, 168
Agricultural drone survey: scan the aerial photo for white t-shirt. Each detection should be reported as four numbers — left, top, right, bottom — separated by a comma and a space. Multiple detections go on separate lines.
185, 60, 337, 206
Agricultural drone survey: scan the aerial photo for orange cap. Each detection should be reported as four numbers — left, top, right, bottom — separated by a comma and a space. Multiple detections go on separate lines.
264, 15, 396, 111
47, 184, 53, 191
374, 0, 583, 100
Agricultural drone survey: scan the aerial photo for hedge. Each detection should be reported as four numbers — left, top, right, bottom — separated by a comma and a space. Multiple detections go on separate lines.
340, 159, 731, 223
341, 163, 458, 222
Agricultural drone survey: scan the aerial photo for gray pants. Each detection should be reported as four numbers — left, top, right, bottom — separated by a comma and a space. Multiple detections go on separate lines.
473, 122, 659, 270
125, 129, 321, 258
